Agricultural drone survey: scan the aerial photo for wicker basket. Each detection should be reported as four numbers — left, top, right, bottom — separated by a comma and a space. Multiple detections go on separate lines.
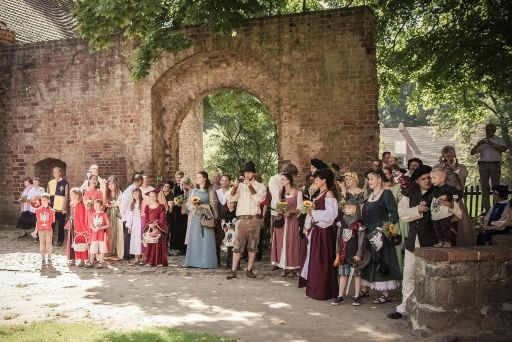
143, 225, 161, 244
72, 233, 88, 252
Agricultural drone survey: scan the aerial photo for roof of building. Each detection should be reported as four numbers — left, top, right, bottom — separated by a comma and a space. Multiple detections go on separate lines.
380, 124, 484, 167
0, 0, 77, 44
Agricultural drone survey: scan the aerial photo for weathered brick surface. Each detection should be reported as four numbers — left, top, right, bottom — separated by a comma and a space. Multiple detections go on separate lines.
0, 7, 378, 222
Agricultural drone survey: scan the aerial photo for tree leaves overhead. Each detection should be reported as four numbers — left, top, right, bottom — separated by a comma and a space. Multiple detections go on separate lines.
203, 90, 277, 183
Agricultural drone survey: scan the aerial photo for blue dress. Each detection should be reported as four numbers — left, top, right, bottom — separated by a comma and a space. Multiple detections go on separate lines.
184, 189, 218, 269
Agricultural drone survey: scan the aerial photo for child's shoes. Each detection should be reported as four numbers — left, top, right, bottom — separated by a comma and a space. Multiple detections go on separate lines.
331, 296, 344, 306
352, 297, 362, 306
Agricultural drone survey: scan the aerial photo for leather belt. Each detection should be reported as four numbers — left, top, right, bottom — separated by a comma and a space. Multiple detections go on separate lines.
237, 215, 262, 220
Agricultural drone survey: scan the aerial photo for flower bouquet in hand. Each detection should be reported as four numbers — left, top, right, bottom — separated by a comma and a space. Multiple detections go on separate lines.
275, 201, 289, 215
85, 199, 94, 207
19, 195, 28, 203
381, 222, 402, 246
300, 200, 315, 215
173, 195, 184, 206
191, 196, 201, 207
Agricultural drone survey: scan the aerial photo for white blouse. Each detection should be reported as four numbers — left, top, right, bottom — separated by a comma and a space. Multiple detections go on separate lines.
305, 197, 338, 229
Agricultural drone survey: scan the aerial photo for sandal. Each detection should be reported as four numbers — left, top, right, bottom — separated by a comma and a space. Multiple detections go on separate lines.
84, 262, 94, 268
372, 294, 392, 304
96, 263, 104, 269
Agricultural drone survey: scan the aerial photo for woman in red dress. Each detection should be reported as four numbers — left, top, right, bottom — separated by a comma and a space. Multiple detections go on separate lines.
144, 190, 168, 267
83, 175, 103, 234
65, 187, 89, 267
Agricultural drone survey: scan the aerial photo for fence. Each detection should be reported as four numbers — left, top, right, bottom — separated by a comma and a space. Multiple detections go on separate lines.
464, 185, 512, 218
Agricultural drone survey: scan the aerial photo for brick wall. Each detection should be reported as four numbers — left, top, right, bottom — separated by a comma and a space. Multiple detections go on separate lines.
178, 101, 203, 178
0, 7, 379, 223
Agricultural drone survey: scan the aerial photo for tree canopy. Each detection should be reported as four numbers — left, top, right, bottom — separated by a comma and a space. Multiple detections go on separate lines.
73, 0, 512, 180
202, 90, 277, 182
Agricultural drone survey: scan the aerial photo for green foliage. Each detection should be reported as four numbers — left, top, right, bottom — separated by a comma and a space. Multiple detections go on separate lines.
203, 90, 277, 183
379, 83, 431, 127
0, 321, 230, 341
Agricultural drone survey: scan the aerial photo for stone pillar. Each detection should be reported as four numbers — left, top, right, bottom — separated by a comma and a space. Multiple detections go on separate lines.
412, 247, 512, 338
178, 100, 203, 177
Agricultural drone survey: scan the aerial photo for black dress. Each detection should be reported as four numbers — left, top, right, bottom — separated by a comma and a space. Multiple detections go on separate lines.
169, 184, 187, 253
360, 190, 402, 290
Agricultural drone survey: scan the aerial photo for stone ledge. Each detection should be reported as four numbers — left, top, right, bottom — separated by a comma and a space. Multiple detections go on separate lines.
415, 246, 512, 263
492, 234, 512, 246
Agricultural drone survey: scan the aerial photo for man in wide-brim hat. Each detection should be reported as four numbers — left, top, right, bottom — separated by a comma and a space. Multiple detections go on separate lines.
388, 164, 438, 319
226, 161, 267, 279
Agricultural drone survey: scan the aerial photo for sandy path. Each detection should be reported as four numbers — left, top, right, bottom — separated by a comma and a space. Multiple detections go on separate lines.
0, 227, 421, 341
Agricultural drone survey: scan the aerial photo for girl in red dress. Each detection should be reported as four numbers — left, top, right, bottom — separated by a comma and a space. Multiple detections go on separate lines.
86, 199, 110, 269
65, 187, 89, 267
144, 190, 168, 267
83, 175, 104, 236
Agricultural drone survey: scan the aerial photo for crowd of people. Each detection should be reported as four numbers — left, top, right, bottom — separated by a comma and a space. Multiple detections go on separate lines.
15, 124, 511, 320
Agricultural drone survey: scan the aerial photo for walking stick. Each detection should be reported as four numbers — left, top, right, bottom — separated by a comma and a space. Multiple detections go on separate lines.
346, 261, 356, 296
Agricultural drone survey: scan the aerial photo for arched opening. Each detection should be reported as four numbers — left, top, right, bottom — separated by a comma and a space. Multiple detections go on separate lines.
34, 158, 67, 189
177, 89, 278, 181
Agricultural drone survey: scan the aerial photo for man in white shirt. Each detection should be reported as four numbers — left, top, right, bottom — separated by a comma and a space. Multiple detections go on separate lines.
215, 174, 232, 264
80, 165, 106, 193
227, 162, 267, 279
471, 124, 508, 211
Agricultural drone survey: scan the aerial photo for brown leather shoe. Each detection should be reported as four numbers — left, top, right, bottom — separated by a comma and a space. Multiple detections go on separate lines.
246, 269, 257, 278
226, 271, 237, 279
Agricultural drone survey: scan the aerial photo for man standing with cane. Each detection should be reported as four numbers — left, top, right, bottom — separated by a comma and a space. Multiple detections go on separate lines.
227, 161, 267, 279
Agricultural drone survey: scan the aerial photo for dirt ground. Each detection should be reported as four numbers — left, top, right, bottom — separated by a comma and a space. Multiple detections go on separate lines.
0, 226, 423, 341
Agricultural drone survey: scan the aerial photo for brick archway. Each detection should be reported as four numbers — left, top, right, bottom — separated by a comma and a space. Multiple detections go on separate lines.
152, 51, 280, 177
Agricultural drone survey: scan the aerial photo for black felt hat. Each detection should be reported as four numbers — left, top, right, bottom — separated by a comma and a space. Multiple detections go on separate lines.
242, 161, 256, 173
492, 185, 509, 198
411, 165, 432, 181
311, 158, 328, 170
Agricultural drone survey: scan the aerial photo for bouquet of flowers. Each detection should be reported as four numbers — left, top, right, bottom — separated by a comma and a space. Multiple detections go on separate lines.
19, 195, 27, 203
173, 195, 184, 206
381, 221, 402, 246
338, 197, 346, 211
300, 200, 315, 215
191, 196, 201, 207
85, 199, 94, 207
275, 201, 289, 215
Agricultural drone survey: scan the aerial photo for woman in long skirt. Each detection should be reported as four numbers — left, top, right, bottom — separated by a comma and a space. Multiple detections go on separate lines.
299, 169, 339, 300
17, 177, 33, 238
184, 172, 218, 269
360, 170, 402, 304
104, 176, 124, 259
271, 173, 302, 276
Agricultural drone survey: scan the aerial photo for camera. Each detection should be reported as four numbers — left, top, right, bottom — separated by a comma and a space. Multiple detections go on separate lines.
336, 175, 345, 182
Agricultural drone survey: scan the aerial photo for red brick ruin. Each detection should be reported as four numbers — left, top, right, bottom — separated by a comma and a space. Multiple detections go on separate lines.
0, 7, 379, 222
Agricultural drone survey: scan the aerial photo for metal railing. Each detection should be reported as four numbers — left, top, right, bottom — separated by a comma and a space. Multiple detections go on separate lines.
464, 185, 512, 218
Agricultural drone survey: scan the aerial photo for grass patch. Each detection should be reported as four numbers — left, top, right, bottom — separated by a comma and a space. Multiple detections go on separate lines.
0, 321, 231, 341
